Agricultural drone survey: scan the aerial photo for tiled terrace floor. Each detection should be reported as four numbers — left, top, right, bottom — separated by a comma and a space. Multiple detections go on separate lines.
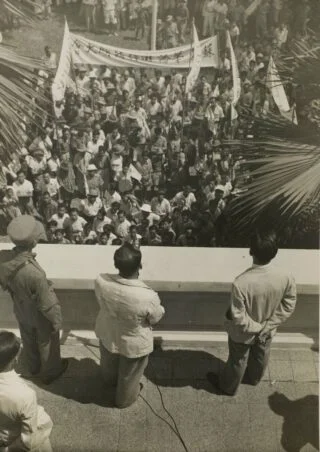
22, 337, 319, 452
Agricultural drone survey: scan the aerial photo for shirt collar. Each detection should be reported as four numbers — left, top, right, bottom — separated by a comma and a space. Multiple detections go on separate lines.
106, 274, 152, 290
0, 370, 18, 381
252, 262, 272, 269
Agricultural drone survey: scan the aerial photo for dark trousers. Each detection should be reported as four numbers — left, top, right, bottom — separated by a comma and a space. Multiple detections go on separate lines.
219, 335, 272, 395
19, 322, 63, 381
99, 342, 148, 408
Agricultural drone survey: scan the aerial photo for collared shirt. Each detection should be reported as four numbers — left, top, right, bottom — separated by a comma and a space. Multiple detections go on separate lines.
50, 213, 70, 229
151, 197, 171, 216
13, 180, 34, 198
70, 216, 87, 233
81, 197, 103, 217
114, 218, 131, 238
95, 274, 165, 358
0, 370, 52, 450
41, 178, 60, 197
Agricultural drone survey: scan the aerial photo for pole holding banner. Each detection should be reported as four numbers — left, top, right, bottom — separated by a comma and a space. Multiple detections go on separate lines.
151, 0, 158, 50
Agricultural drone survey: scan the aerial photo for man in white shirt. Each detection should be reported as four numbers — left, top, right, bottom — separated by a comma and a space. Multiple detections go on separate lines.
0, 331, 53, 451
40, 171, 60, 199
50, 202, 70, 229
114, 210, 131, 238
80, 189, 103, 220
13, 171, 34, 214
69, 208, 88, 235
151, 189, 171, 217
95, 244, 165, 408
207, 230, 297, 396
172, 186, 196, 210
122, 70, 136, 98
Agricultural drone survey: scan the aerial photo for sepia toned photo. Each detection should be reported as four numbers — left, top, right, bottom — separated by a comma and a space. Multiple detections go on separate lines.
0, 0, 319, 450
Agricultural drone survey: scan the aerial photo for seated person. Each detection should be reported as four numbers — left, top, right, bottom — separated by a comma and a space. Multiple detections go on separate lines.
0, 331, 53, 451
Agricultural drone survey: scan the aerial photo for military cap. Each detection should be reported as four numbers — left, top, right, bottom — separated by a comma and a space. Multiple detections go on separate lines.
7, 215, 46, 247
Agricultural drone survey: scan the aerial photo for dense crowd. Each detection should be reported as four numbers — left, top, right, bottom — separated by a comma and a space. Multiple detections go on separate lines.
0, 0, 315, 247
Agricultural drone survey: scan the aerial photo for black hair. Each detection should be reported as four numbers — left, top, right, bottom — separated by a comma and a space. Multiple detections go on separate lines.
249, 230, 278, 265
0, 331, 21, 371
114, 243, 142, 277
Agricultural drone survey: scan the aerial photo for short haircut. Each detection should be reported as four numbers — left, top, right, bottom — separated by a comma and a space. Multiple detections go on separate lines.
17, 170, 26, 177
0, 331, 21, 371
250, 230, 278, 264
114, 243, 142, 277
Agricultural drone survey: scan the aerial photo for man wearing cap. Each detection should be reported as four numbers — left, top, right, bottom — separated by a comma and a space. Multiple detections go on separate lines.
134, 204, 160, 227
0, 216, 68, 384
86, 164, 104, 197
80, 188, 103, 223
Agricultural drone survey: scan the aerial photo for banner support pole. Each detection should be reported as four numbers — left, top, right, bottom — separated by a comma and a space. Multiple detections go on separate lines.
151, 0, 158, 50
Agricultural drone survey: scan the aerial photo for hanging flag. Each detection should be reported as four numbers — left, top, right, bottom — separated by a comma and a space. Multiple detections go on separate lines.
52, 20, 72, 116
227, 31, 241, 120
185, 24, 202, 93
267, 56, 298, 125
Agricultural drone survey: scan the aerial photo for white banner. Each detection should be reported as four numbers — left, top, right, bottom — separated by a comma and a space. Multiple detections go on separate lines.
267, 56, 298, 125
52, 21, 72, 114
186, 24, 202, 93
227, 31, 241, 120
70, 32, 219, 69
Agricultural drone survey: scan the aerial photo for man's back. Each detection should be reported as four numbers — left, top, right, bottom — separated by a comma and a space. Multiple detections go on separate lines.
227, 263, 296, 344
95, 274, 164, 358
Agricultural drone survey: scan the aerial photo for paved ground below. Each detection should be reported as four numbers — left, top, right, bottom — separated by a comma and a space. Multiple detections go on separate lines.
18, 336, 319, 452
4, 5, 150, 60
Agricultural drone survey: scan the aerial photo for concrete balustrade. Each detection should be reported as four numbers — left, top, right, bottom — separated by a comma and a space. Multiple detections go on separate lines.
0, 244, 318, 347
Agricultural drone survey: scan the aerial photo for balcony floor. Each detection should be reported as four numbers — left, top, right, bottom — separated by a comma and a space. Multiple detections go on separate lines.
18, 337, 319, 452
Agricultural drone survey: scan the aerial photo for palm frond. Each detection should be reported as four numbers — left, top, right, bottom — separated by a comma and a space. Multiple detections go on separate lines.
0, 45, 51, 161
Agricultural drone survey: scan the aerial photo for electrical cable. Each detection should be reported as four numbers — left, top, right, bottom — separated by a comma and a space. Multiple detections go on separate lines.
139, 360, 190, 452
76, 336, 190, 451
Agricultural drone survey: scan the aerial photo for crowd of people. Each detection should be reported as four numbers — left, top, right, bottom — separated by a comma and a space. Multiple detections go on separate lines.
0, 0, 316, 247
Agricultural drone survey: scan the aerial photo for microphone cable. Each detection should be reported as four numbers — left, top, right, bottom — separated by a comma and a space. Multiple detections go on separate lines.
139, 360, 190, 452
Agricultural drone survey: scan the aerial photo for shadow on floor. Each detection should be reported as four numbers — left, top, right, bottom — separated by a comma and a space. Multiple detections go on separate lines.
268, 392, 319, 452
145, 347, 224, 394
38, 357, 115, 408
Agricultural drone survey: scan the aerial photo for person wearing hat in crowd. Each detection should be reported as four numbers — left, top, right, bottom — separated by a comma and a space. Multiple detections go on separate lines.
80, 188, 103, 223
134, 203, 160, 227
0, 216, 68, 384
94, 243, 165, 408
86, 163, 104, 197
0, 331, 53, 451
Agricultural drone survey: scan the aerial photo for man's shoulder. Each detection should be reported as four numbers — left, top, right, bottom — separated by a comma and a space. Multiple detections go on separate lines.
234, 265, 292, 287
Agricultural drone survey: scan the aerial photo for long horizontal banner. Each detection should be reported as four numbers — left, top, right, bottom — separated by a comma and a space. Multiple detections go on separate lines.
70, 32, 219, 69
